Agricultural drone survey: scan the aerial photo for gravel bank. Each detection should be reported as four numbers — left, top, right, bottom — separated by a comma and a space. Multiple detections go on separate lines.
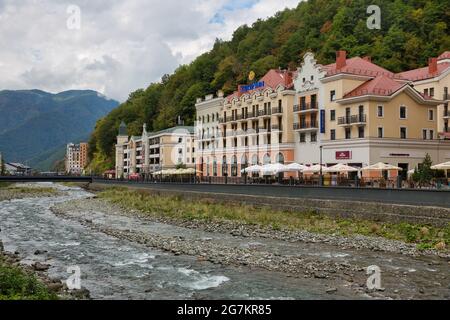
55, 198, 448, 259
0, 184, 61, 201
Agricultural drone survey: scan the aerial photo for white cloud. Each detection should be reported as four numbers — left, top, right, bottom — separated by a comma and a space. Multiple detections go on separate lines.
0, 0, 300, 101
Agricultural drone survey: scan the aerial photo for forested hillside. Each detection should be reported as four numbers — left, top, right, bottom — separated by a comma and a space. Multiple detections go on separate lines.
87, 0, 450, 173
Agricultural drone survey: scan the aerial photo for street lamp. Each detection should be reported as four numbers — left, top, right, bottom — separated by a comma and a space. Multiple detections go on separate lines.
319, 145, 323, 186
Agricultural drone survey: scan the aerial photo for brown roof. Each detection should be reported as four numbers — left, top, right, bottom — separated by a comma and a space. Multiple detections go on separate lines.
396, 62, 450, 81
343, 75, 405, 98
323, 57, 396, 78
226, 69, 293, 102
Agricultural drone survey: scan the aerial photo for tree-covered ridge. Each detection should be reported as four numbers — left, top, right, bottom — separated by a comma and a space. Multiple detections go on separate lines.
87, 0, 450, 173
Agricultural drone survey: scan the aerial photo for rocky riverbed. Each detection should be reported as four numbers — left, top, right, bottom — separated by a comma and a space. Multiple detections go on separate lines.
1, 183, 449, 300
0, 183, 61, 201
51, 195, 450, 300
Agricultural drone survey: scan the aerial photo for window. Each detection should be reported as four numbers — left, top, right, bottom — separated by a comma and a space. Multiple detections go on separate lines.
424, 89, 429, 96
300, 133, 306, 143
178, 138, 183, 143
178, 148, 182, 154
311, 132, 317, 142
378, 127, 384, 138
358, 127, 365, 138
330, 129, 336, 141
330, 110, 336, 121
330, 90, 336, 101
430, 130, 434, 140
400, 106, 407, 119
377, 106, 384, 118
429, 109, 434, 121
303, 77, 306, 83
400, 127, 407, 139
423, 129, 427, 140
345, 128, 351, 139
430, 88, 434, 97
311, 75, 314, 81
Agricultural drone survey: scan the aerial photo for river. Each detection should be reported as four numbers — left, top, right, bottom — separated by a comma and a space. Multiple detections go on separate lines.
0, 183, 448, 300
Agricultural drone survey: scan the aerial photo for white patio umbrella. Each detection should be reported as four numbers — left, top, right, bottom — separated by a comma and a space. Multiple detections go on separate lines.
261, 163, 289, 175
361, 162, 403, 171
242, 165, 262, 174
431, 161, 450, 170
286, 163, 308, 172
407, 168, 416, 175
303, 164, 328, 173
324, 163, 359, 173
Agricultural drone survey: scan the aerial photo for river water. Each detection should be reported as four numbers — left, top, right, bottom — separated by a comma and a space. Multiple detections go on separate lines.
0, 183, 359, 300
1, 183, 449, 300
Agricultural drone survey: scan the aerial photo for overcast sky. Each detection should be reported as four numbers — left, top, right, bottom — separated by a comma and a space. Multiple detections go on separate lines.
0, 0, 300, 102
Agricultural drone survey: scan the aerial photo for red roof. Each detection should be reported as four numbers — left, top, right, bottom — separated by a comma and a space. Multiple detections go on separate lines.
323, 57, 395, 78
226, 69, 293, 102
396, 62, 450, 81
343, 75, 405, 99
438, 51, 450, 61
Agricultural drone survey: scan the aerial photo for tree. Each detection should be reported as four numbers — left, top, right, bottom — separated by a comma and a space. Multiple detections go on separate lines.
413, 154, 434, 187
0, 156, 5, 176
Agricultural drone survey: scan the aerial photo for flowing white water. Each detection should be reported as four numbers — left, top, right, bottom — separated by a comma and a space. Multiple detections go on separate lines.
0, 183, 347, 300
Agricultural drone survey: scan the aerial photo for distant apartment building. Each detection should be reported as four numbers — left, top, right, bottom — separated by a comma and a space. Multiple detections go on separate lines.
65, 143, 88, 175
115, 122, 195, 179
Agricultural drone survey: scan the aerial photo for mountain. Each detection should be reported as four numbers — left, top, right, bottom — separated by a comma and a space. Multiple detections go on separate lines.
0, 89, 119, 170
87, 0, 450, 173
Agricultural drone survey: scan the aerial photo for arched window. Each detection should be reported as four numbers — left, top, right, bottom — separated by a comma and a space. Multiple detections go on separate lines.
222, 156, 228, 176
213, 157, 218, 177
231, 155, 238, 177
251, 155, 259, 165
276, 153, 285, 164
263, 154, 271, 165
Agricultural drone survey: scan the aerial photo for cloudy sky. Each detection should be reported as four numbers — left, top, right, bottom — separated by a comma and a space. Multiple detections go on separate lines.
0, 0, 300, 102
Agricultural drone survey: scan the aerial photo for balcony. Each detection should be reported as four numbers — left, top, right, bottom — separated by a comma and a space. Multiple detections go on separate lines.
444, 93, 450, 101
444, 109, 450, 119
271, 106, 283, 115
271, 124, 282, 131
293, 102, 318, 113
293, 121, 318, 132
258, 109, 271, 118
248, 111, 258, 119
338, 114, 367, 126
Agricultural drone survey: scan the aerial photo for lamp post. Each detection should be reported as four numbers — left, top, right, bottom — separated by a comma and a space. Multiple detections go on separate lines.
319, 145, 323, 186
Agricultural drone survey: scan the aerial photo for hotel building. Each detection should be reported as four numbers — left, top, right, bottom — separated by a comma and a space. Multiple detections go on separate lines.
195, 69, 296, 178
65, 142, 88, 175
319, 51, 450, 177
115, 122, 195, 179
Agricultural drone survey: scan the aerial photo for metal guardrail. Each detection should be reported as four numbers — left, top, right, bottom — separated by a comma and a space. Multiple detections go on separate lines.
0, 176, 94, 183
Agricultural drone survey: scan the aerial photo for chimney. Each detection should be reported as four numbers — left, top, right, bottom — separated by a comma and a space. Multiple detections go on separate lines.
363, 56, 372, 63
429, 58, 438, 74
336, 50, 347, 69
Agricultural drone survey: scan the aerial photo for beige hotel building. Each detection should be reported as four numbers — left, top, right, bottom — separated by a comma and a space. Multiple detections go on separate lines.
115, 122, 195, 179
195, 50, 450, 179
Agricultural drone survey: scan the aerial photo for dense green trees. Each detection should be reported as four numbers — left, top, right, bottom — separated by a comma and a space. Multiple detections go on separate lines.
88, 0, 450, 172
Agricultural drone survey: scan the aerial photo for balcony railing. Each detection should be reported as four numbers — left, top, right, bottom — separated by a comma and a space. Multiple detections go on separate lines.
271, 124, 281, 131
258, 109, 271, 117
271, 106, 283, 115
293, 102, 318, 113
338, 114, 367, 125
293, 121, 318, 130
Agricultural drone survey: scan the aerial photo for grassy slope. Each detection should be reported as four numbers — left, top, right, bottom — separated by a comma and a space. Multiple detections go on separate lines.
99, 188, 449, 251
0, 256, 57, 300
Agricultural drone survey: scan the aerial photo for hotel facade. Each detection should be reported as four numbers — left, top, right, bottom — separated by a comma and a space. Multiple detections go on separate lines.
194, 50, 450, 179
115, 122, 195, 179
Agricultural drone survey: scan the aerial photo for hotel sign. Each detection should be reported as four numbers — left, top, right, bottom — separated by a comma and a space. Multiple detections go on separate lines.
336, 151, 352, 160
239, 81, 265, 93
